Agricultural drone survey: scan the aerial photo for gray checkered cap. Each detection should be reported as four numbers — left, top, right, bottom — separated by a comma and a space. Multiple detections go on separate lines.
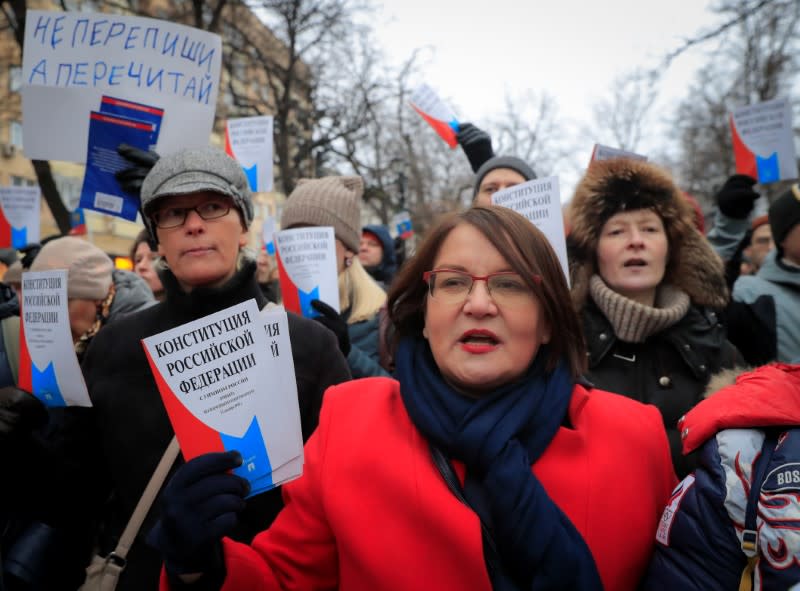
140, 146, 254, 238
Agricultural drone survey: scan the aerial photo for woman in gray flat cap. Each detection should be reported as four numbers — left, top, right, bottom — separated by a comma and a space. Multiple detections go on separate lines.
69, 146, 352, 590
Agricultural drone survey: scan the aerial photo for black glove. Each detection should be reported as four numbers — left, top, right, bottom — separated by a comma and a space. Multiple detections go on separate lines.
0, 386, 48, 442
310, 299, 351, 357
148, 451, 249, 576
716, 174, 759, 219
115, 143, 160, 198
456, 122, 494, 172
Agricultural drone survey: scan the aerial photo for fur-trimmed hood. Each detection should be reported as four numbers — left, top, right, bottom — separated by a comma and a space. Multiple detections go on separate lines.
567, 159, 728, 311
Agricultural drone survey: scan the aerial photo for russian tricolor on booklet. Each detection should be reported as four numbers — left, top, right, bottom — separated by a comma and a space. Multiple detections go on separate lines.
409, 84, 460, 148
18, 270, 92, 407
730, 97, 798, 184
225, 116, 274, 192
392, 211, 414, 240
142, 301, 303, 496
274, 227, 340, 319
0, 186, 41, 249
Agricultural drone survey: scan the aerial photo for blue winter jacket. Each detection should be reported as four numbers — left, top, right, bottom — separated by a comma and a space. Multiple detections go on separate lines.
362, 224, 397, 288
346, 311, 390, 379
644, 364, 800, 590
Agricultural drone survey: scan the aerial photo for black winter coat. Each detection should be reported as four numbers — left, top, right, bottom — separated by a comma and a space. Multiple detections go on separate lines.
73, 262, 351, 590
582, 301, 740, 479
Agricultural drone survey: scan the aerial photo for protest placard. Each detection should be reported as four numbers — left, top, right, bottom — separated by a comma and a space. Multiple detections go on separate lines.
225, 116, 274, 192
0, 186, 40, 248
275, 227, 339, 318
18, 270, 91, 407
730, 97, 798, 183
491, 177, 570, 284
21, 10, 222, 161
392, 210, 414, 239
142, 301, 303, 495
262, 215, 276, 255
409, 84, 460, 148
79, 111, 155, 220
590, 144, 648, 163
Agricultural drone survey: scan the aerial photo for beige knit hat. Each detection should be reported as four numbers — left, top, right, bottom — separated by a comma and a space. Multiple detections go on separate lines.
30, 237, 113, 300
281, 176, 363, 252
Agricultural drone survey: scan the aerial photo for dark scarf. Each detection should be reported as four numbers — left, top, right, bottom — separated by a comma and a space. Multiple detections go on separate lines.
395, 337, 602, 591
159, 258, 267, 321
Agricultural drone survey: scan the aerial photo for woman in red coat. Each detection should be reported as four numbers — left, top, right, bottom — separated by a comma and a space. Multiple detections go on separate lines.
153, 206, 677, 591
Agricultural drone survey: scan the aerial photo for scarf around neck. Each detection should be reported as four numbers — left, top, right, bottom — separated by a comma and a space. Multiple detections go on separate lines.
589, 274, 690, 343
395, 337, 602, 591
160, 258, 266, 320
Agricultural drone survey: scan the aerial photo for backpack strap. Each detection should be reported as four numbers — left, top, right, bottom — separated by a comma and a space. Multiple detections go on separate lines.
739, 430, 779, 591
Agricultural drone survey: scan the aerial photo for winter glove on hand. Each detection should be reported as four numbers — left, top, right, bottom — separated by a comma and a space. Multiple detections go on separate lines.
148, 451, 249, 576
456, 122, 494, 172
0, 386, 47, 442
311, 299, 351, 357
716, 174, 759, 219
115, 143, 160, 198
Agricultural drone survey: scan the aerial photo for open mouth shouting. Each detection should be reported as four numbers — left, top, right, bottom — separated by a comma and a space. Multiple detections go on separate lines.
623, 258, 647, 268
459, 329, 500, 353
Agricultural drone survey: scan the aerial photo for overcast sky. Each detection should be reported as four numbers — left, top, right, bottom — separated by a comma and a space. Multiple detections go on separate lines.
370, 0, 725, 194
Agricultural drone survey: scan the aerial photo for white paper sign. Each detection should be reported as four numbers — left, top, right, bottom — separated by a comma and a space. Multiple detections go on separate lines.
142, 301, 302, 494
730, 97, 798, 183
226, 116, 274, 192
491, 177, 570, 284
21, 11, 222, 162
0, 186, 41, 248
20, 270, 91, 407
591, 144, 648, 163
275, 227, 340, 318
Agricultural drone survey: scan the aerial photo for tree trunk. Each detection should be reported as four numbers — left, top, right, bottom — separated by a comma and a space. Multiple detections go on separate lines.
32, 160, 71, 235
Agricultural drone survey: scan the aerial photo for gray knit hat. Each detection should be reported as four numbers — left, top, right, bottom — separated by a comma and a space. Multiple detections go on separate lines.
30, 237, 113, 299
281, 176, 363, 252
473, 156, 537, 196
140, 146, 254, 239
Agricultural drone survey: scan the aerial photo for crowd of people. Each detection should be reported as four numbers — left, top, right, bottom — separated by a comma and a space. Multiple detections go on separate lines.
0, 117, 798, 591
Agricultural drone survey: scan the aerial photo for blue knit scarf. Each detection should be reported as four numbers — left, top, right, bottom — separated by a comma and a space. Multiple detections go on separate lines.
395, 337, 603, 590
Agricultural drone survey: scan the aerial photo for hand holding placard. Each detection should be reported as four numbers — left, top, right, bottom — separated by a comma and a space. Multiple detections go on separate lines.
141, 301, 303, 497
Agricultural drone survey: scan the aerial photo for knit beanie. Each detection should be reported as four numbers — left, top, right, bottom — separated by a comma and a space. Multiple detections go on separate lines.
768, 184, 800, 253
281, 176, 363, 252
30, 237, 113, 299
473, 156, 537, 196
751, 214, 769, 231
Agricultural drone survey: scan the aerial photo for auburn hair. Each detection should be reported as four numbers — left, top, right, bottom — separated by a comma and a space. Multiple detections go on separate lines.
387, 206, 586, 377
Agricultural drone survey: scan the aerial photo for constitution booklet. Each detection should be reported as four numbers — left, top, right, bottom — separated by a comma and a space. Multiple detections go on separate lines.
19, 270, 91, 407
142, 300, 303, 496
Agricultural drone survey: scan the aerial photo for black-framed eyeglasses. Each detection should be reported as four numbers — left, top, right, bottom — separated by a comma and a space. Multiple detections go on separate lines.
422, 268, 541, 306
152, 199, 233, 229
